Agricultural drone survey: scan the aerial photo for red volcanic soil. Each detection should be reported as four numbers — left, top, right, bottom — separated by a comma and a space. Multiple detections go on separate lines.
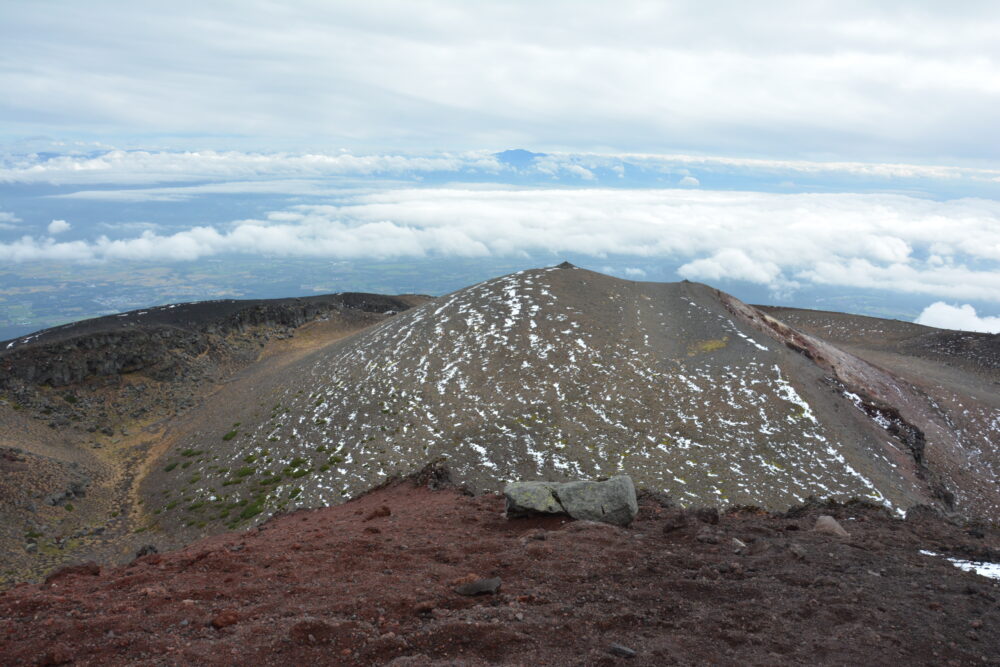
2, 471, 999, 666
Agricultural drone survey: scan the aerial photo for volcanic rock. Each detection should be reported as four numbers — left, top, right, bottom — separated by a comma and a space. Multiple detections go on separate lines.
454, 577, 502, 596
814, 515, 850, 538
504, 475, 638, 526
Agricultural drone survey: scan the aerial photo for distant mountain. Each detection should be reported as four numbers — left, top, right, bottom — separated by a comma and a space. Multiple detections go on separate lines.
494, 148, 547, 168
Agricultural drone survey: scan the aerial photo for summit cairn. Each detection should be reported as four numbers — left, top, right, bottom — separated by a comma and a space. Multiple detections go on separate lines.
504, 475, 638, 526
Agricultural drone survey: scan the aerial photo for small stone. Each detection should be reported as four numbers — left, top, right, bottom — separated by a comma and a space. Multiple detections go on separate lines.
813, 515, 849, 538
696, 526, 719, 544
364, 505, 391, 521
971, 619, 983, 629
661, 510, 688, 533
789, 543, 807, 560
608, 643, 637, 657
211, 609, 239, 629
454, 577, 502, 596
414, 600, 436, 615
732, 538, 747, 553
135, 544, 158, 558
692, 507, 719, 525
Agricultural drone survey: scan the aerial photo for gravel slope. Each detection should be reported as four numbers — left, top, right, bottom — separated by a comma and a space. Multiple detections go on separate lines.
2, 470, 998, 666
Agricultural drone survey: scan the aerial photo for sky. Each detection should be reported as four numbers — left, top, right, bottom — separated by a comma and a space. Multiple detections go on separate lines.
2, 1, 1000, 333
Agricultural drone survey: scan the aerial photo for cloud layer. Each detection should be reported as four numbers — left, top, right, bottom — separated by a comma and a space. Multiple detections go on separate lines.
4, 2, 1000, 159
3, 187, 1000, 305
915, 302, 1000, 333
4, 148, 1000, 190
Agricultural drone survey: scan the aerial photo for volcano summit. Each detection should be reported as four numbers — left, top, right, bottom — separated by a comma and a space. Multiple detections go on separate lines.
141, 264, 999, 544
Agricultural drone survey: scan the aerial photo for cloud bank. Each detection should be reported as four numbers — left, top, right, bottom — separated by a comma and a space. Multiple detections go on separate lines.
915, 302, 1000, 333
4, 2, 1000, 159
5, 149, 1000, 188
3, 187, 1000, 303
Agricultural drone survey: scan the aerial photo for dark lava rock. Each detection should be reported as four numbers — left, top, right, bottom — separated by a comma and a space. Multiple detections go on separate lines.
454, 577, 502, 596
692, 506, 720, 525
608, 643, 637, 658
695, 526, 719, 544
135, 544, 158, 558
662, 509, 689, 533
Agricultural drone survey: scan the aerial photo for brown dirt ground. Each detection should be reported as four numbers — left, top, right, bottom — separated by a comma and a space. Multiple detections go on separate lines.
1, 472, 999, 666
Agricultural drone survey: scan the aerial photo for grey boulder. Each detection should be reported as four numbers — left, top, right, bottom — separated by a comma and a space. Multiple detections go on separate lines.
504, 475, 638, 527
813, 515, 850, 538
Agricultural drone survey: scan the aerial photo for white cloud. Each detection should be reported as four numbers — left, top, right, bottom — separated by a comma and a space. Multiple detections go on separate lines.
915, 302, 1000, 333
1, 186, 1000, 304
0, 211, 21, 229
0, 150, 501, 186
679, 249, 781, 284
601, 266, 647, 278
7, 148, 1000, 189
47, 219, 70, 234
3, 3, 1000, 159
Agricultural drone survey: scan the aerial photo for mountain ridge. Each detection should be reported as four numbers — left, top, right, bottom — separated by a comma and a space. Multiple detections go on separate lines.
2, 265, 999, 587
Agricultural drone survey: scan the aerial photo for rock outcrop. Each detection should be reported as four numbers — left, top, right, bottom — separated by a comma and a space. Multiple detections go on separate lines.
504, 475, 638, 526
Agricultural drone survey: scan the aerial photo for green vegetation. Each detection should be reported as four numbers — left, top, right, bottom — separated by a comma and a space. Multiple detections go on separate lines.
222, 430, 238, 441
164, 462, 178, 472
239, 495, 266, 520
235, 466, 256, 477
180, 448, 203, 457
687, 336, 729, 356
